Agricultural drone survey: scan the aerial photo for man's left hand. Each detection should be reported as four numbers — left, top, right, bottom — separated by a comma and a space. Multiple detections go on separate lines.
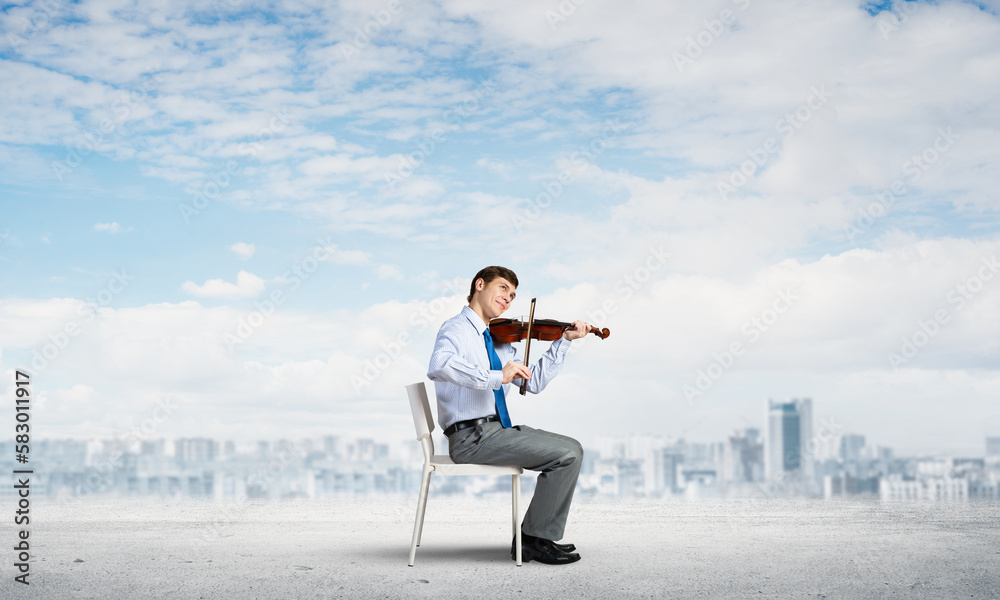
562, 320, 590, 341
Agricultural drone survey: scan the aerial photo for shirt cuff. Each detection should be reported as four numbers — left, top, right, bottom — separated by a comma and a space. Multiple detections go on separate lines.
551, 336, 571, 361
488, 369, 504, 390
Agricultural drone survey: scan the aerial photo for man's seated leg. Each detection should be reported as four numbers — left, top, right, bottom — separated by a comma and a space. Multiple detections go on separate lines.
449, 422, 583, 564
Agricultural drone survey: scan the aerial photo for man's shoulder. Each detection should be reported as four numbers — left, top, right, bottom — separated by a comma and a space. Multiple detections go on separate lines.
436, 308, 476, 336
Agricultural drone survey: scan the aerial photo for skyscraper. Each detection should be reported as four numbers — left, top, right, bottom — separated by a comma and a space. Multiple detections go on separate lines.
721, 428, 764, 484
175, 437, 218, 464
987, 436, 1000, 467
764, 398, 814, 481
839, 434, 866, 463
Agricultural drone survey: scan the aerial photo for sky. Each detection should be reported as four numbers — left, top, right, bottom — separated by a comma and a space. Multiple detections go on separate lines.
1, 0, 999, 457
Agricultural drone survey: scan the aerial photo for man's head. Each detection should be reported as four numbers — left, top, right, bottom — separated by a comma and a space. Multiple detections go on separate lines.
467, 266, 518, 322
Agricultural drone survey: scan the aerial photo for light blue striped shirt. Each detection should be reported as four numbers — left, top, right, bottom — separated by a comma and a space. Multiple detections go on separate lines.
427, 306, 571, 431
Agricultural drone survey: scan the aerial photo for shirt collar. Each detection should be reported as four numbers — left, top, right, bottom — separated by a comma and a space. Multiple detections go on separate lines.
461, 305, 489, 334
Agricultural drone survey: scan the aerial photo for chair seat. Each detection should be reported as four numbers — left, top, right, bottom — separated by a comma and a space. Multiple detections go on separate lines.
430, 455, 523, 476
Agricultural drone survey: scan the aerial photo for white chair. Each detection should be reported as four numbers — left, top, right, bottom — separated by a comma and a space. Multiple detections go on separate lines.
405, 381, 522, 566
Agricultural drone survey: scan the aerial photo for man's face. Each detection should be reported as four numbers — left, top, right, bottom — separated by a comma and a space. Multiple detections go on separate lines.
475, 276, 516, 320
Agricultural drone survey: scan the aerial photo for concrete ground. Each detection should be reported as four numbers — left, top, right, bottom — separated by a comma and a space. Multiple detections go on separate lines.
3, 495, 999, 599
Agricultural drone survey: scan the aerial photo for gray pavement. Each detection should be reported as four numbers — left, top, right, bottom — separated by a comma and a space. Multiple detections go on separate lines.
3, 495, 998, 599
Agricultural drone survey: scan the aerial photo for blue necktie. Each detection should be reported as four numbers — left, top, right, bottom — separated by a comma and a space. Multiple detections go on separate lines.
484, 328, 512, 428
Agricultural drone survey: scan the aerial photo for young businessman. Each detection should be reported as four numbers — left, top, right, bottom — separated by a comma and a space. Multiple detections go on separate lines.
427, 266, 590, 565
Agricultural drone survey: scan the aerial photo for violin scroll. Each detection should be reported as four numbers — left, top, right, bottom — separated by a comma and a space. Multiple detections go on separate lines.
585, 324, 611, 340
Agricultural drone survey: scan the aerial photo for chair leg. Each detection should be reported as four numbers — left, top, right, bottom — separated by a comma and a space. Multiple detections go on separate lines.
416, 470, 432, 547
409, 469, 432, 567
511, 474, 517, 539
513, 474, 521, 566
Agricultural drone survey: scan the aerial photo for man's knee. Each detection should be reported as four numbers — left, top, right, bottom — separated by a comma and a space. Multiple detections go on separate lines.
545, 429, 583, 462
560, 438, 583, 469
570, 440, 583, 463
521, 429, 583, 472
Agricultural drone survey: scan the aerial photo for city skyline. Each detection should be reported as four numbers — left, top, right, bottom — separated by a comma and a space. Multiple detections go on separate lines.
9, 394, 1000, 471
6, 388, 998, 458
3, 1, 1000, 457
7, 423, 999, 501
7, 378, 1000, 503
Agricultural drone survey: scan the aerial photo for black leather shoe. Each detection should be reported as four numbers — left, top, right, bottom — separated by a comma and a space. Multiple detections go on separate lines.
511, 535, 581, 564
513, 536, 576, 555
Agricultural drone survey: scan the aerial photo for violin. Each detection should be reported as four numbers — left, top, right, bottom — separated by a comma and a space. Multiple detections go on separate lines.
488, 318, 611, 343
488, 298, 610, 395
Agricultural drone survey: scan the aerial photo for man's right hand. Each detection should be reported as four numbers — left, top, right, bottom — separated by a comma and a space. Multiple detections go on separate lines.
501, 360, 531, 385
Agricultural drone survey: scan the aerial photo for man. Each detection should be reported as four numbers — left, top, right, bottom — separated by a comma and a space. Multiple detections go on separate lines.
427, 265, 589, 565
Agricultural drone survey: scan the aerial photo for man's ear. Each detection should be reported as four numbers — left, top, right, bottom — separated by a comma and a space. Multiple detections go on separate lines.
475, 278, 484, 292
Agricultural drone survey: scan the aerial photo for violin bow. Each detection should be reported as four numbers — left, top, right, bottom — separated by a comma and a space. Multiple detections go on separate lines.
519, 297, 536, 395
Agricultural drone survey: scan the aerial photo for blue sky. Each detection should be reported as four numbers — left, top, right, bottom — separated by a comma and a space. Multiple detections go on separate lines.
2, 0, 999, 456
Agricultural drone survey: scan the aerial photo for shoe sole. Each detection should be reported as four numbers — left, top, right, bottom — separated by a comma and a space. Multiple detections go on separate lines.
512, 548, 581, 565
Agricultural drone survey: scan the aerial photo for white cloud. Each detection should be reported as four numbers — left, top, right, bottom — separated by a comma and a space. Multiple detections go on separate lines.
94, 222, 131, 233
229, 242, 255, 259
1, 230, 22, 246
318, 245, 373, 266
312, 244, 405, 282
3, 0, 994, 242
376, 264, 404, 280
181, 271, 265, 299
476, 156, 511, 177
298, 153, 401, 183
3, 235, 1000, 451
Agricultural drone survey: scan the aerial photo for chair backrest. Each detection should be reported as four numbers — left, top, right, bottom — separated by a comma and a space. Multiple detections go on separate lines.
405, 382, 436, 461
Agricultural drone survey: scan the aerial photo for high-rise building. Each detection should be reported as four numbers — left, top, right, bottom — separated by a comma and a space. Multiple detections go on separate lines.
986, 436, 1000, 465
175, 438, 218, 464
721, 428, 764, 484
839, 434, 866, 463
764, 398, 813, 481
659, 449, 684, 493
323, 435, 340, 459
594, 434, 678, 494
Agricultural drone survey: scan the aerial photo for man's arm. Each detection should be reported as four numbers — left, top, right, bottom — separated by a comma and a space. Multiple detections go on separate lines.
507, 320, 589, 394
509, 336, 571, 394
427, 323, 532, 392
427, 328, 498, 390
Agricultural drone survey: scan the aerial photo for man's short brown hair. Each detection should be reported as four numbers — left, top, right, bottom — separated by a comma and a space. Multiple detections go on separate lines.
468, 266, 518, 302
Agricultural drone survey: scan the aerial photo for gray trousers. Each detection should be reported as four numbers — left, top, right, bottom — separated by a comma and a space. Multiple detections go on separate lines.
448, 422, 583, 541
